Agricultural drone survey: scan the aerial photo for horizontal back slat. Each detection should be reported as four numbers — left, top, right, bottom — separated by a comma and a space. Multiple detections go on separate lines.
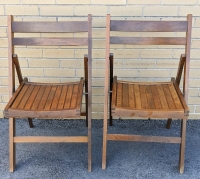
12, 21, 88, 33
111, 20, 188, 32
12, 38, 88, 46
110, 37, 186, 45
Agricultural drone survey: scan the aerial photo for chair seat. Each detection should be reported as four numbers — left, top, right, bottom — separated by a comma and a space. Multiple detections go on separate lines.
4, 78, 84, 118
111, 77, 189, 119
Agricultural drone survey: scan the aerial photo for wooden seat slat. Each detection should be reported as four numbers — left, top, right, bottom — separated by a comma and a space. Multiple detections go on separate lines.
162, 84, 176, 109
64, 85, 73, 109
128, 84, 135, 108
51, 85, 63, 110
116, 83, 122, 107
70, 84, 79, 109
134, 84, 142, 109
11, 84, 30, 109
156, 84, 169, 109
168, 83, 183, 109
38, 85, 52, 110
24, 85, 40, 109
31, 85, 46, 110
57, 85, 68, 110
145, 85, 155, 109
44, 85, 57, 110
122, 83, 129, 107
18, 85, 34, 109
150, 85, 162, 109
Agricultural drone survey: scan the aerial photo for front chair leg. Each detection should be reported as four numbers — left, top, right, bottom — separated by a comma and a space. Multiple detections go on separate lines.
179, 118, 187, 173
28, 118, 34, 128
9, 118, 16, 172
166, 118, 172, 129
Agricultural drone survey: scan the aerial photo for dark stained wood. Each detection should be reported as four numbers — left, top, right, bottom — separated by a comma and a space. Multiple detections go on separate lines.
31, 85, 46, 110
103, 14, 192, 173
176, 54, 186, 86
38, 85, 52, 110
13, 38, 88, 46
44, 85, 57, 110
110, 20, 188, 32
64, 85, 73, 109
6, 14, 92, 172
110, 37, 186, 45
18, 85, 35, 109
57, 85, 68, 110
11, 84, 29, 109
12, 54, 23, 84
70, 84, 78, 109
24, 85, 40, 109
12, 21, 88, 33
51, 85, 62, 110
76, 78, 84, 112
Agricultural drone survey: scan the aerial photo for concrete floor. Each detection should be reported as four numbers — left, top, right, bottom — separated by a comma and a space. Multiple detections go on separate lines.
0, 118, 200, 179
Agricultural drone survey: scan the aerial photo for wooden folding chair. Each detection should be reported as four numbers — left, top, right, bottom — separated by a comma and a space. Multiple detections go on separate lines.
102, 14, 192, 173
4, 15, 92, 172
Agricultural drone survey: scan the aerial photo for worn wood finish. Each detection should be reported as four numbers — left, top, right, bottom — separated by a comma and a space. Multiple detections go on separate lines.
110, 20, 188, 32
103, 14, 192, 173
5, 15, 92, 172
12, 21, 88, 33
107, 134, 181, 144
14, 136, 88, 143
87, 14, 92, 172
13, 38, 88, 46
110, 37, 186, 45
4, 81, 84, 118
102, 14, 110, 170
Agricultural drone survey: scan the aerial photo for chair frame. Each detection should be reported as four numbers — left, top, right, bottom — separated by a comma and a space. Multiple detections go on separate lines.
5, 15, 92, 172
102, 14, 192, 173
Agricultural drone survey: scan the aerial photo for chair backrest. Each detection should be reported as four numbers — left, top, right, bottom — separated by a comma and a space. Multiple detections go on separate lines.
7, 15, 92, 98
105, 14, 192, 101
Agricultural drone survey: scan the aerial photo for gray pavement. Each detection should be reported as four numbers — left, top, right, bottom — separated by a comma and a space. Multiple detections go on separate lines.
0, 118, 200, 179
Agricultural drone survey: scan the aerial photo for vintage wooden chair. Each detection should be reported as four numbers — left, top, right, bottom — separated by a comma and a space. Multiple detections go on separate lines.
102, 14, 192, 173
4, 15, 92, 172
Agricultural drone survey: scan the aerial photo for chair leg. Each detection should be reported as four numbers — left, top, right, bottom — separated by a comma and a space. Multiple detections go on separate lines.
28, 118, 34, 128
109, 93, 113, 126
179, 118, 187, 174
102, 116, 108, 169
9, 118, 16, 172
87, 100, 92, 172
85, 94, 88, 127
166, 118, 172, 129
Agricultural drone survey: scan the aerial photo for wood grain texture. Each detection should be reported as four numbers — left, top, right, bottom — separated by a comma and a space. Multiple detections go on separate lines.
110, 20, 188, 32
110, 37, 186, 45
12, 21, 88, 33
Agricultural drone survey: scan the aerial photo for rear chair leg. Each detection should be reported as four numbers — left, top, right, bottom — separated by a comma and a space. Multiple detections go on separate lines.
179, 118, 187, 173
9, 118, 16, 172
28, 118, 33, 128
166, 118, 172, 129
